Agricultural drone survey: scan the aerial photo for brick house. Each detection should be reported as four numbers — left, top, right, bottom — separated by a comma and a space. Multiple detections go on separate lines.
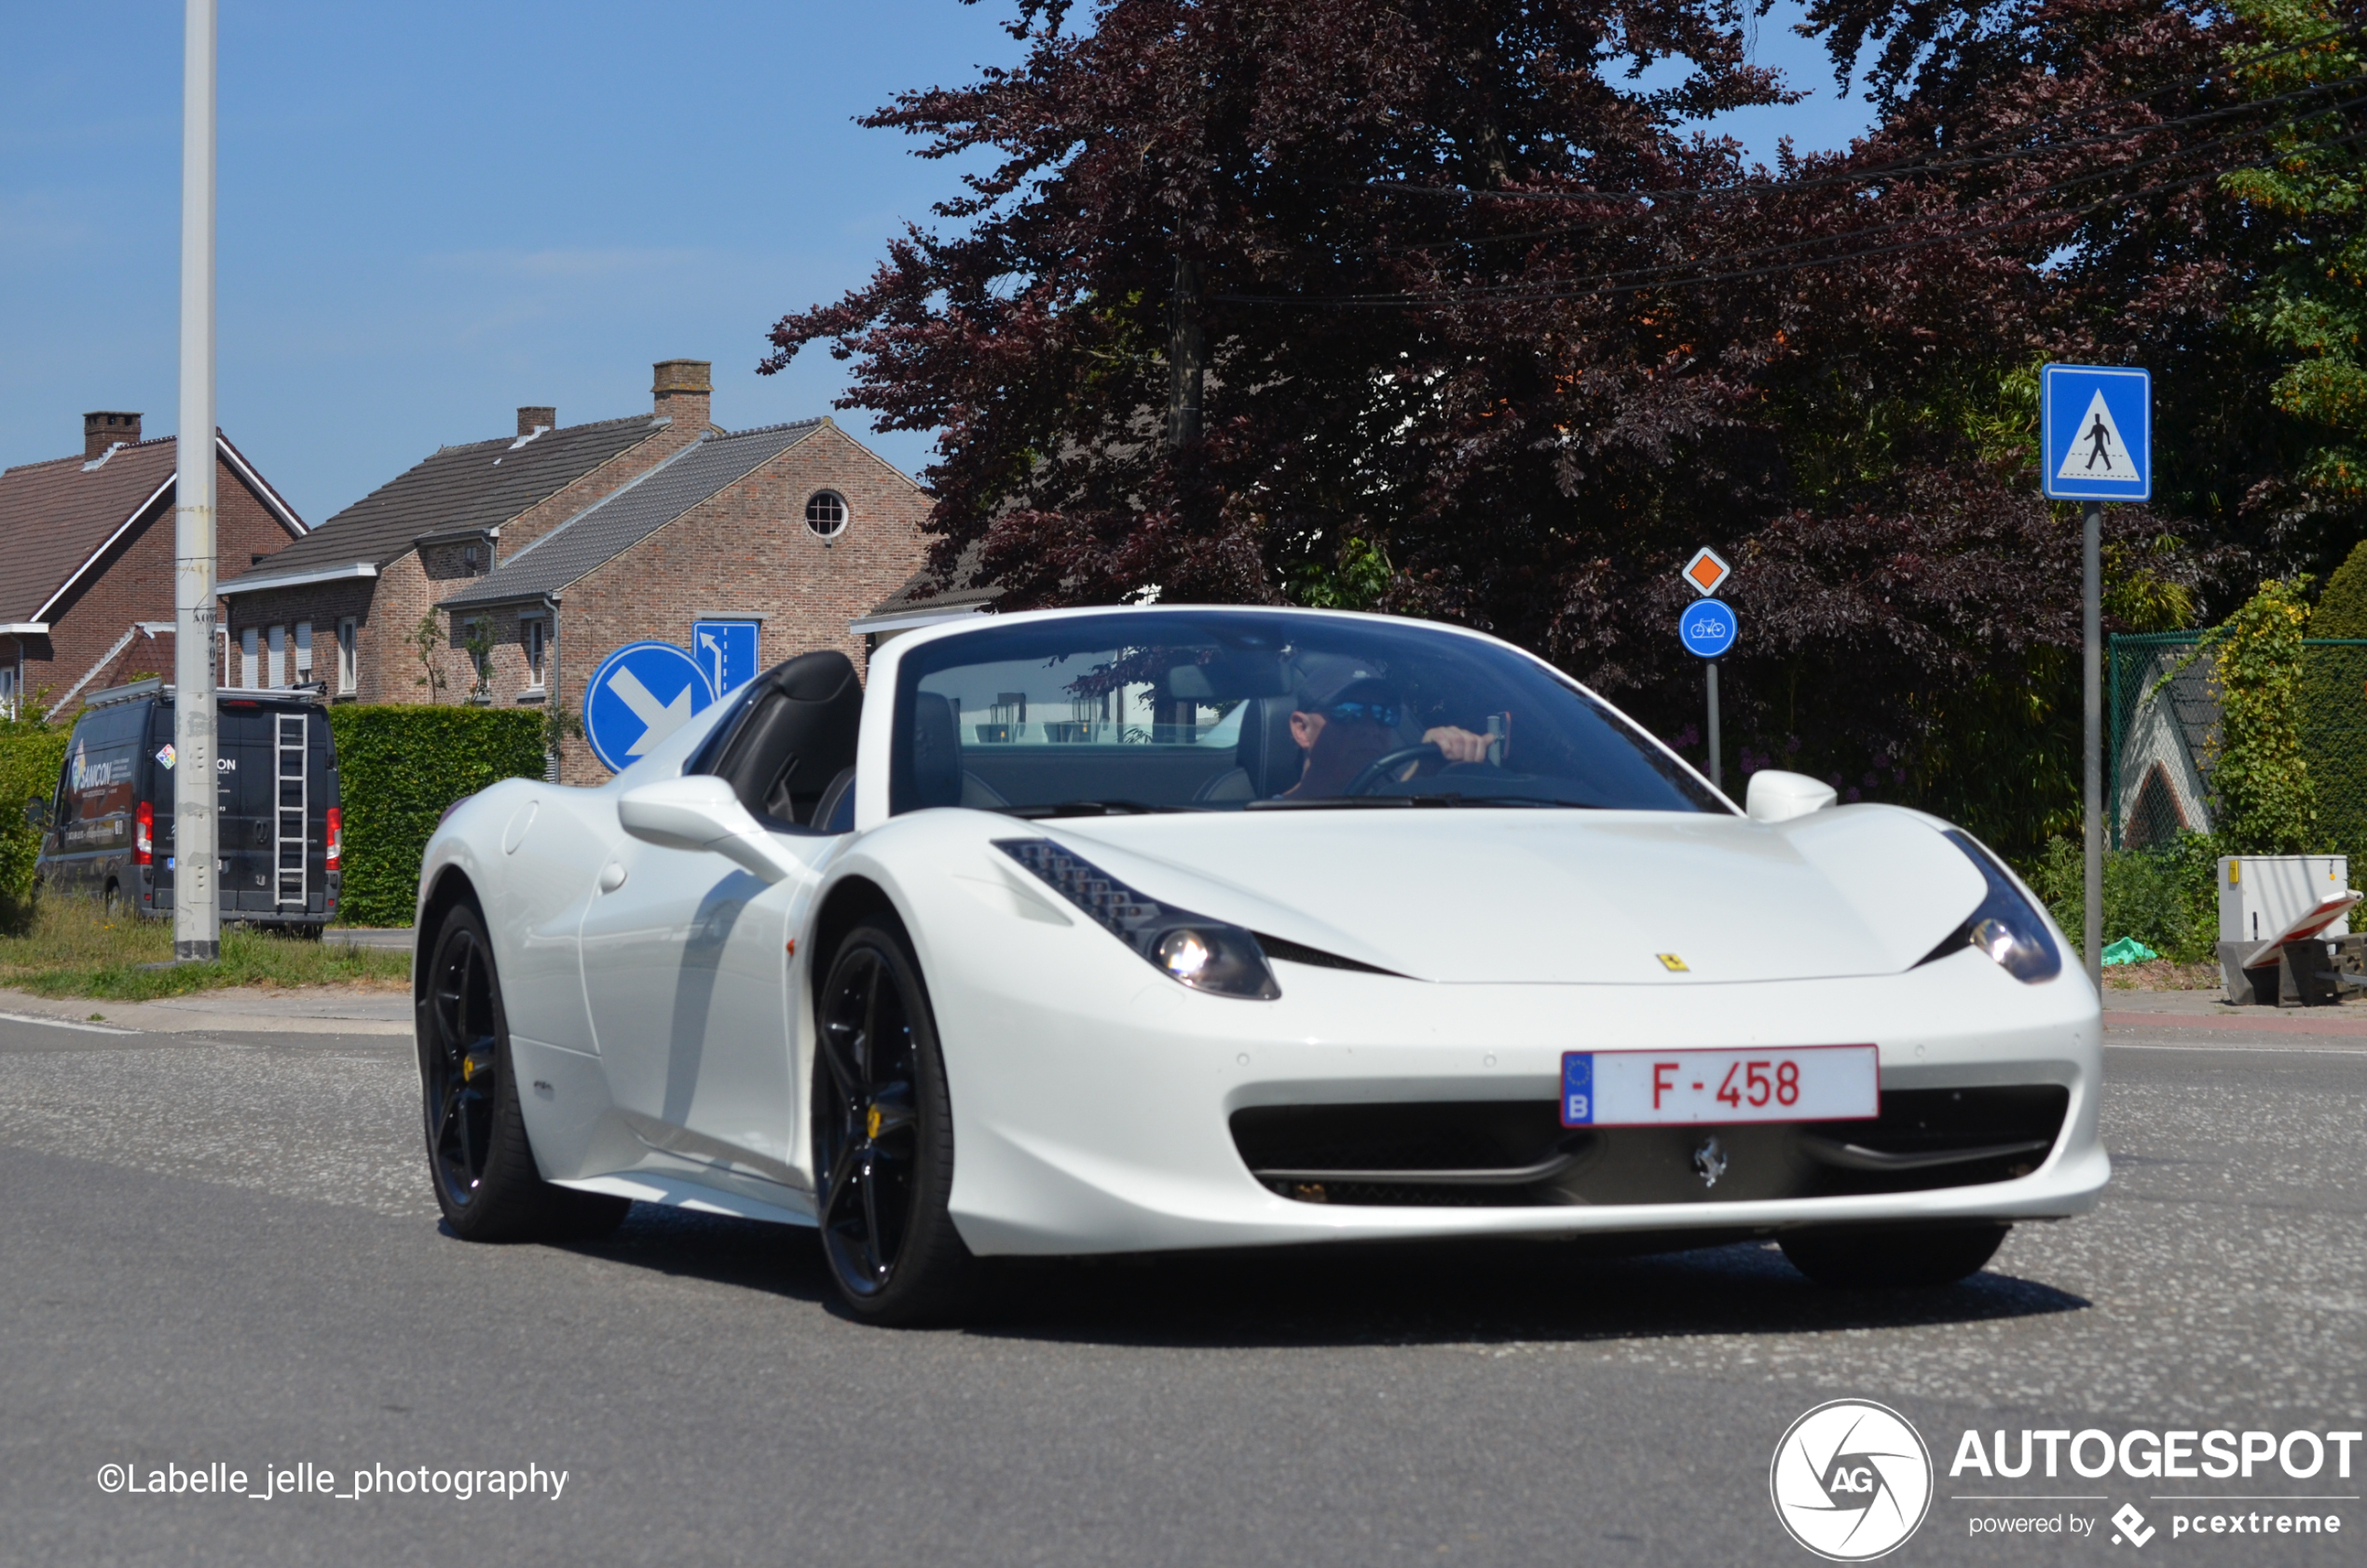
0, 412, 306, 717
214, 361, 718, 701
438, 416, 929, 784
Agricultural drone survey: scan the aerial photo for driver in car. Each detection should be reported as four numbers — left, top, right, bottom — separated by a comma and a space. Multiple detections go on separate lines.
1280, 664, 1491, 798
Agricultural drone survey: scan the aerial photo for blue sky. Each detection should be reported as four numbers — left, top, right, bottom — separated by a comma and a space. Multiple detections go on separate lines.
0, 2, 1876, 527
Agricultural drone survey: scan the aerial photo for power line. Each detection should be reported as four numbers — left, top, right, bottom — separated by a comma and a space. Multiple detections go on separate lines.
1360, 20, 2365, 225
1222, 98, 2362, 307
1377, 68, 2367, 253
1214, 126, 2367, 312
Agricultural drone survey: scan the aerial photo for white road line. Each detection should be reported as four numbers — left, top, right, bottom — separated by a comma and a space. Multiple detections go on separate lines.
2106, 1039, 2367, 1056
0, 1010, 141, 1036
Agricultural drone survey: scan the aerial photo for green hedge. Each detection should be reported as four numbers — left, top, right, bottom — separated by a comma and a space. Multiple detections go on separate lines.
0, 721, 71, 931
327, 706, 547, 927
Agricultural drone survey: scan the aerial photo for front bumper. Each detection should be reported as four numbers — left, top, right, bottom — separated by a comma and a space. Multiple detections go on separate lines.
924, 921, 2106, 1257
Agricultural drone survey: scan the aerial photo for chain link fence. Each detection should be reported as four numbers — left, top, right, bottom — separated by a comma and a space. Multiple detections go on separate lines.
2108, 632, 2367, 862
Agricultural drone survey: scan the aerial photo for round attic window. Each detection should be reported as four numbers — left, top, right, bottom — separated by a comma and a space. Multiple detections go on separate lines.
805, 491, 848, 539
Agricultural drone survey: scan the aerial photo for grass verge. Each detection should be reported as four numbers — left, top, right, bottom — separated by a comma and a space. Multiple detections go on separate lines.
0, 896, 409, 1001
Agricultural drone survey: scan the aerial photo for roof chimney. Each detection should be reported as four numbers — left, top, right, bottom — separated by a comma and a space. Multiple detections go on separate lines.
651, 360, 712, 429
83, 411, 142, 460
517, 406, 555, 437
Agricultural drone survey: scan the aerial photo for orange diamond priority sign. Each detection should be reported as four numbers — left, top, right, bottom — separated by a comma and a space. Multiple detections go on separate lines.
1682, 547, 1731, 597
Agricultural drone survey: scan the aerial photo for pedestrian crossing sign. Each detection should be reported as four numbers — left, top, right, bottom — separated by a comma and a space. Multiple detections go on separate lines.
2042, 364, 2150, 501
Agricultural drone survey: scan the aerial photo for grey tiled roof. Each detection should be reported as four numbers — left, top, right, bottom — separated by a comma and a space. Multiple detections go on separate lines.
439, 420, 821, 609
218, 414, 668, 587
864, 541, 1003, 620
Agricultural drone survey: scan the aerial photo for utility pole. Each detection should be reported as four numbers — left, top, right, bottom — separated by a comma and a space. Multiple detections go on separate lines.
2083, 499, 2102, 987
1167, 256, 1203, 450
172, 0, 220, 962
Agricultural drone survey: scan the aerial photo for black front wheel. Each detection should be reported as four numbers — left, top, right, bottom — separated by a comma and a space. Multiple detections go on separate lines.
812, 921, 979, 1324
417, 900, 627, 1242
1779, 1221, 2010, 1289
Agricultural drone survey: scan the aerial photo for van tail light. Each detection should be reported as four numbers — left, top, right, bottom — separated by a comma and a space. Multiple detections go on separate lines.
134, 800, 153, 866
325, 807, 342, 871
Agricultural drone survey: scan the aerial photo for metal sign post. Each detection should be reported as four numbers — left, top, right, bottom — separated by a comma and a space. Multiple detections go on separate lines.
1679, 551, 1735, 792
1678, 600, 1737, 792
172, 0, 219, 963
2043, 364, 2152, 989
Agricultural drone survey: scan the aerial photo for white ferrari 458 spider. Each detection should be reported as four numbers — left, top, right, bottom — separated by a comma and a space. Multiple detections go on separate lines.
413, 606, 2106, 1322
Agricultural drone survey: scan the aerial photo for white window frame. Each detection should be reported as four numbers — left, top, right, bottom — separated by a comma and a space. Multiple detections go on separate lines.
267, 624, 286, 689
336, 618, 358, 695
294, 621, 313, 682
521, 615, 548, 692
240, 627, 259, 689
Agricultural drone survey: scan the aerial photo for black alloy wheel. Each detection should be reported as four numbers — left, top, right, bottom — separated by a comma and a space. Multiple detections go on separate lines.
813, 922, 978, 1323
417, 900, 626, 1242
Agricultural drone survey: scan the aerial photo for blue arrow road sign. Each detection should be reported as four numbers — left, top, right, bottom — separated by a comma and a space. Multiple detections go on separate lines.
2042, 363, 2151, 501
692, 620, 760, 699
1679, 597, 1737, 659
582, 641, 715, 773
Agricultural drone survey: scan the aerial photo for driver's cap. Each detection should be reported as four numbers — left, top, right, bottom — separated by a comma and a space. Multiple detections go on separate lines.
1292, 655, 1389, 711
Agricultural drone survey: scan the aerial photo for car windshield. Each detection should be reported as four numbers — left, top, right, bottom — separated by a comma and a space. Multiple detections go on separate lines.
888, 610, 1725, 817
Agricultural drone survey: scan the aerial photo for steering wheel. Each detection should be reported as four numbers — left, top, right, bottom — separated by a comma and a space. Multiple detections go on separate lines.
1345, 743, 1444, 797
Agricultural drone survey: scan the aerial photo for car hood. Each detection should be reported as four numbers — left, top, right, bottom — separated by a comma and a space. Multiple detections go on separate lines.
1038, 805, 1988, 985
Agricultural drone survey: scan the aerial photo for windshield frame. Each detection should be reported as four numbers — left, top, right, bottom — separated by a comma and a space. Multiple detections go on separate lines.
861, 606, 1734, 828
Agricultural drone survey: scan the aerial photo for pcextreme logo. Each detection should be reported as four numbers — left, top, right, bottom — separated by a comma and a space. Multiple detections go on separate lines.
1771, 1399, 1936, 1561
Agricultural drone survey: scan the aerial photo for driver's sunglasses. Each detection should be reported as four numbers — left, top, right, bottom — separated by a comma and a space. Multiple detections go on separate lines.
1321, 700, 1402, 727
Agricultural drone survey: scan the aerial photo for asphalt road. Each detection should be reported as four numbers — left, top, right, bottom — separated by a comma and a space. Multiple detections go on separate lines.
0, 1012, 2359, 1567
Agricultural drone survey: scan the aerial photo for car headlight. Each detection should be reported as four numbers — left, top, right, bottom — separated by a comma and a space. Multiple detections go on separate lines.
1921, 828, 2062, 983
995, 839, 1281, 999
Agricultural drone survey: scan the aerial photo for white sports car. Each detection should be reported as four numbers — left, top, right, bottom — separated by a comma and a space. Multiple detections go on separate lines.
414, 606, 2106, 1322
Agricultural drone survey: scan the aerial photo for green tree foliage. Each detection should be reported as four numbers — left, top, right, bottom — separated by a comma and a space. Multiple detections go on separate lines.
2025, 832, 2221, 962
2223, 0, 2367, 511
2210, 576, 2319, 852
409, 613, 449, 701
0, 719, 70, 932
325, 706, 546, 926
766, 0, 2346, 859
2315, 537, 2367, 634
2301, 547, 2367, 866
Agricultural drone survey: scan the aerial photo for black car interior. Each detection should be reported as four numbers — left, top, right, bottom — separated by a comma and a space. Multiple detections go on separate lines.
696, 650, 864, 828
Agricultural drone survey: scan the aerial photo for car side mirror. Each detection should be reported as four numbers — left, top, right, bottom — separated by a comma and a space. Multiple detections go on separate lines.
23, 798, 50, 828
618, 774, 803, 885
1745, 769, 1839, 824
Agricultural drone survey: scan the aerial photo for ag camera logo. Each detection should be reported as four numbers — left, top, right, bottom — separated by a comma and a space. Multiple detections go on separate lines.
1771, 1399, 1934, 1561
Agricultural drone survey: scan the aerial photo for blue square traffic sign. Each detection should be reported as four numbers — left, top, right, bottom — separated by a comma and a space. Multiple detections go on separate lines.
2042, 364, 2150, 501
692, 620, 760, 698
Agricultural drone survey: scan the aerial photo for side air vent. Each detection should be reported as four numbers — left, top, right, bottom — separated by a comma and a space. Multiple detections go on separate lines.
1250, 933, 1404, 976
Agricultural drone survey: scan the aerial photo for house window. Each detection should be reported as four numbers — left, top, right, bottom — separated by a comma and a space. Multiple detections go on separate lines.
294, 621, 313, 682
805, 491, 848, 539
267, 624, 286, 688
523, 617, 548, 691
336, 618, 358, 695
0, 665, 16, 721
240, 627, 259, 689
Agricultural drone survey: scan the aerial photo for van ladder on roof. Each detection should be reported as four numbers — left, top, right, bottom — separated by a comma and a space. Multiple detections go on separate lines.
276, 714, 308, 909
